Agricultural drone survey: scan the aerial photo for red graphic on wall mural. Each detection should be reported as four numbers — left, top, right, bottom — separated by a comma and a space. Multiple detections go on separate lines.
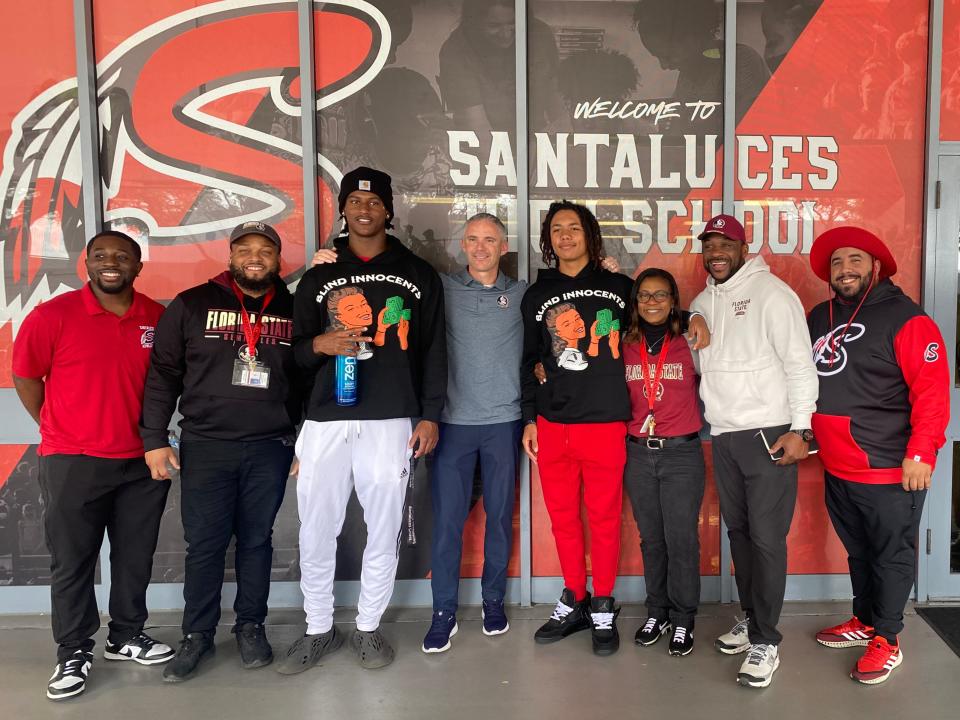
0, 0, 389, 384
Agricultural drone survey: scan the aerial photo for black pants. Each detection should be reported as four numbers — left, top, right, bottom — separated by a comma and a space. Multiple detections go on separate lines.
824, 472, 924, 643
38, 454, 170, 662
179, 437, 293, 635
623, 436, 705, 627
712, 425, 798, 646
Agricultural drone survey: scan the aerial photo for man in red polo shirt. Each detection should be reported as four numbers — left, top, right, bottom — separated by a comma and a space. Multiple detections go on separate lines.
12, 231, 173, 702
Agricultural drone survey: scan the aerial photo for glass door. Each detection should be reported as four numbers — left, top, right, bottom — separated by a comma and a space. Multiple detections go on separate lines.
926, 155, 960, 600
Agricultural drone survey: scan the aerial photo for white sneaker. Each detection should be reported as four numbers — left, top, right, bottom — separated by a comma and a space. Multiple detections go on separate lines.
715, 617, 750, 654
104, 632, 175, 665
47, 650, 92, 701
737, 643, 780, 688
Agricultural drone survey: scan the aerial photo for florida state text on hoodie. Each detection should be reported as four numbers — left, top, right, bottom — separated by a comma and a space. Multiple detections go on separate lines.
690, 255, 818, 435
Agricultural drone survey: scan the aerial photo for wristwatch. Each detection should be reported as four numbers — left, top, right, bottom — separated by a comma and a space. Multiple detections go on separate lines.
790, 428, 814, 442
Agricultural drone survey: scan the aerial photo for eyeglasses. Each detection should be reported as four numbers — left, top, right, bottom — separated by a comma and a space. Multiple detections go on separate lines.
637, 290, 671, 303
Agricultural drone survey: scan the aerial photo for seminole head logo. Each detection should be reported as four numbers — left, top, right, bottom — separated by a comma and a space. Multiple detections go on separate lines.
0, 0, 390, 330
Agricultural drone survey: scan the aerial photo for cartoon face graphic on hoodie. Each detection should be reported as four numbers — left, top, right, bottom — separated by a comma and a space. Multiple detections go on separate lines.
545, 302, 588, 370
328, 286, 375, 359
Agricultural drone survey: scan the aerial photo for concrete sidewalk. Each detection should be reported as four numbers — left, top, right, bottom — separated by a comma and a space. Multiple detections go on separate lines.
1, 602, 958, 719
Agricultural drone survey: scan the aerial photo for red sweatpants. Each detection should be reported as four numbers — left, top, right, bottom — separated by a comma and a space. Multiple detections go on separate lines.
537, 417, 627, 599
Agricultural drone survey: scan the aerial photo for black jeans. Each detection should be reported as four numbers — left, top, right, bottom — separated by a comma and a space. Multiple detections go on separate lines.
38, 454, 170, 662
179, 437, 293, 635
825, 472, 925, 643
711, 425, 798, 646
623, 436, 705, 627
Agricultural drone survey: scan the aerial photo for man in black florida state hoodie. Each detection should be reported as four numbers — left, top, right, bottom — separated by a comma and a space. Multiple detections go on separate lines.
141, 222, 300, 681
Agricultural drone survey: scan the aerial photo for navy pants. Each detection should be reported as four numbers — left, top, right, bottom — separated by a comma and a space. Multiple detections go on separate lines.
430, 421, 521, 614
179, 437, 293, 635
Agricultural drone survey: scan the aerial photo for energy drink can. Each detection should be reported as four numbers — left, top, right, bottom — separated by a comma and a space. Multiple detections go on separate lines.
335, 354, 358, 406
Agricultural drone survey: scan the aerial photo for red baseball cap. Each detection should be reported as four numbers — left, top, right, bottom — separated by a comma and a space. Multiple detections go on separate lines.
809, 226, 897, 282
698, 214, 746, 243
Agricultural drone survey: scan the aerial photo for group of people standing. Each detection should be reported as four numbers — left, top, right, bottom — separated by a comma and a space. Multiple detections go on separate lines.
11, 165, 949, 702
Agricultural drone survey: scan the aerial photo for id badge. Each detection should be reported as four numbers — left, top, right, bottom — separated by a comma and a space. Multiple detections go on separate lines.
232, 359, 271, 389
639, 413, 655, 436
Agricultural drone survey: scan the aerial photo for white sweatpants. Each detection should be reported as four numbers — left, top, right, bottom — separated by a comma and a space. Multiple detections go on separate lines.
295, 418, 412, 634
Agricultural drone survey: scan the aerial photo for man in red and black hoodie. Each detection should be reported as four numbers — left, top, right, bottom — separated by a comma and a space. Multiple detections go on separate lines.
521, 200, 633, 656
806, 227, 949, 685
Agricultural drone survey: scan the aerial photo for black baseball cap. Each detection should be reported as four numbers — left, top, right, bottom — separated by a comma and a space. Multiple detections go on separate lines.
229, 221, 282, 251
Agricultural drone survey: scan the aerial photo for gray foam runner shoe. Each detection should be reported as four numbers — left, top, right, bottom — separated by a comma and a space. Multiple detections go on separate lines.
275, 626, 344, 675
351, 628, 395, 669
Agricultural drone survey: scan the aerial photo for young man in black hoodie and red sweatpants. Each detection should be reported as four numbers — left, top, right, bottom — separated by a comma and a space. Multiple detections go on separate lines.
281, 167, 446, 672
521, 201, 633, 655
141, 222, 301, 682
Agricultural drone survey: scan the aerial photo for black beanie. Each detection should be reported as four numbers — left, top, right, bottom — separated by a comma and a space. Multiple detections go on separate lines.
338, 166, 394, 228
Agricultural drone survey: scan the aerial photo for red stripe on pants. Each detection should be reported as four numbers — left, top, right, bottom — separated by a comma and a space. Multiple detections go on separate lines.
536, 417, 627, 598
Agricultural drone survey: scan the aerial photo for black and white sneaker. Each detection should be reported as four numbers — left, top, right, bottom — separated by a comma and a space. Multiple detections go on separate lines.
534, 588, 592, 643
47, 650, 92, 701
590, 596, 621, 656
635, 617, 671, 646
668, 624, 694, 656
104, 632, 174, 665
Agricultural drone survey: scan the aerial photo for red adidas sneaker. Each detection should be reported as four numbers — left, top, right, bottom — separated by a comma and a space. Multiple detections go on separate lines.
850, 636, 902, 685
815, 617, 875, 648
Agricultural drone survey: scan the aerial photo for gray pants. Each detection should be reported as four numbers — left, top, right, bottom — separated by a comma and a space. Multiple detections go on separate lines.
623, 436, 705, 627
712, 425, 798, 646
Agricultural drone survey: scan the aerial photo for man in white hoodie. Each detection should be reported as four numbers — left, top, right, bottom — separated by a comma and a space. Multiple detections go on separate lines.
691, 214, 818, 689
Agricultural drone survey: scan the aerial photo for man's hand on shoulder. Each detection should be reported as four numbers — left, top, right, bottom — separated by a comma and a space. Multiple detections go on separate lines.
311, 248, 337, 266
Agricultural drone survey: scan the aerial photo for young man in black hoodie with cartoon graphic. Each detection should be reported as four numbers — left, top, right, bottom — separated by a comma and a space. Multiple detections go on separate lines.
280, 167, 446, 673
520, 201, 633, 656
141, 222, 300, 682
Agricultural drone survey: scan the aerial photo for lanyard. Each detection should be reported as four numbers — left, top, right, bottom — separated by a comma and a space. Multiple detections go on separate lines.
638, 331, 671, 416
230, 280, 276, 366
827, 275, 875, 367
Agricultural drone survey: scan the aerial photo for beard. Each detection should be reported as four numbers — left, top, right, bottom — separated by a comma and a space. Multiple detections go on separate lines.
831, 270, 874, 301
230, 262, 279, 293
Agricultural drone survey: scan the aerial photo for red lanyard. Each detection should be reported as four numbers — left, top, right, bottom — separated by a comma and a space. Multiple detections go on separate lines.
638, 331, 671, 414
827, 275, 875, 367
230, 280, 275, 363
